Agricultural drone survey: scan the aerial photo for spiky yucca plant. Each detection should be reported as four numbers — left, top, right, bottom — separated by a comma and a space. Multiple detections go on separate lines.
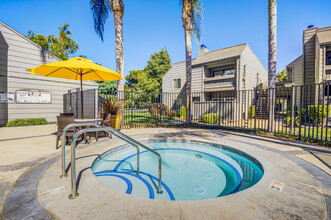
99, 98, 123, 115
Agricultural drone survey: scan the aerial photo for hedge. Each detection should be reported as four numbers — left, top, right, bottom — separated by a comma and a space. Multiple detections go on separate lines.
200, 113, 220, 124
6, 118, 48, 127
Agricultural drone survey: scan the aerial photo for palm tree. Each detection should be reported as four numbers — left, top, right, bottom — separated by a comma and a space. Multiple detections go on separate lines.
181, 0, 202, 123
90, 0, 124, 93
268, 0, 277, 132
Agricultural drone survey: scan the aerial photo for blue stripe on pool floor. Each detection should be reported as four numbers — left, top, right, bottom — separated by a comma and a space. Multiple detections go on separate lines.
95, 171, 154, 199
120, 169, 175, 201
94, 173, 133, 194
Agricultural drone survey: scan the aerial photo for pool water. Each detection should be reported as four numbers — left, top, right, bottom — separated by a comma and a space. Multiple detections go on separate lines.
91, 140, 263, 201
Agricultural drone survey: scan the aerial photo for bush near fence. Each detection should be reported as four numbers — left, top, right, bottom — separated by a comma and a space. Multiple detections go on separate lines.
179, 106, 186, 118
200, 113, 221, 124
308, 105, 331, 126
6, 118, 47, 127
286, 105, 331, 127
147, 103, 176, 121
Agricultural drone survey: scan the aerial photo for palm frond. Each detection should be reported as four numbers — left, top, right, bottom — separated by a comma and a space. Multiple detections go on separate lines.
90, 0, 110, 41
180, 0, 203, 45
192, 0, 203, 45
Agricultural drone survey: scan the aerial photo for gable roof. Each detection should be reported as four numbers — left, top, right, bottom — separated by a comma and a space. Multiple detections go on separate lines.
0, 20, 61, 61
192, 43, 247, 66
287, 55, 303, 67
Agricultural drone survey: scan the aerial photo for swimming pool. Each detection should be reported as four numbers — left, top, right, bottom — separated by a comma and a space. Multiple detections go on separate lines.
91, 139, 263, 201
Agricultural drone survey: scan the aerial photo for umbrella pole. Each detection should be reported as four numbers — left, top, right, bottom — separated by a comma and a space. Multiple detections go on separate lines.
80, 74, 83, 119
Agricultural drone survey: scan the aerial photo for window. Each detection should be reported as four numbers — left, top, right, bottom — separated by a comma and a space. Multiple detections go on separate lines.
212, 69, 235, 77
326, 51, 331, 65
173, 79, 181, 89
193, 97, 200, 102
325, 84, 331, 96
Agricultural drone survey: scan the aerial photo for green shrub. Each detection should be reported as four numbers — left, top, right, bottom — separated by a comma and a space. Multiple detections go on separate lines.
200, 113, 220, 124
6, 118, 47, 127
147, 103, 175, 121
248, 105, 255, 118
286, 116, 300, 127
307, 105, 331, 126
276, 99, 283, 105
179, 105, 186, 118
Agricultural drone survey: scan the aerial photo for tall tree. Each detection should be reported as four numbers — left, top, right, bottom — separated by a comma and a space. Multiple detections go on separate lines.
268, 0, 277, 131
27, 24, 79, 60
181, 0, 202, 123
276, 69, 287, 82
90, 0, 125, 93
124, 48, 171, 93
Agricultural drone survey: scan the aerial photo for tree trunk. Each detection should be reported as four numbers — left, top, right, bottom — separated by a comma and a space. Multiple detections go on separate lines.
185, 29, 192, 124
113, 11, 124, 95
111, 0, 124, 129
268, 0, 277, 132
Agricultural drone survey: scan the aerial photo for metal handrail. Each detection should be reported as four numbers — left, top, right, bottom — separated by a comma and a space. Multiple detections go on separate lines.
68, 127, 162, 199
60, 123, 104, 178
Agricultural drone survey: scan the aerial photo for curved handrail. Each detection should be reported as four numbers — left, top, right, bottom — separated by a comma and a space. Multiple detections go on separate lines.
68, 127, 162, 199
60, 123, 103, 178
61, 123, 140, 179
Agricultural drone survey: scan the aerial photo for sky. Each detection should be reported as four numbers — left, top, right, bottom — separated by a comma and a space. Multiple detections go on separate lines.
1, 0, 331, 79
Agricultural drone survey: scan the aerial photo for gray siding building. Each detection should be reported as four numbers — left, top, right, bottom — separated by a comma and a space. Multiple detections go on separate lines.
162, 43, 267, 121
286, 25, 331, 86
0, 21, 98, 126
285, 25, 331, 106
163, 43, 267, 97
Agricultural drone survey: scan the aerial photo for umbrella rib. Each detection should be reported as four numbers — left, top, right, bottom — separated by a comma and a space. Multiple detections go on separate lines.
90, 69, 104, 81
81, 69, 106, 81
45, 67, 63, 76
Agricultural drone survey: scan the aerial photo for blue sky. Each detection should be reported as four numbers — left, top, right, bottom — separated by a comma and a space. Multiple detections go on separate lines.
1, 0, 331, 78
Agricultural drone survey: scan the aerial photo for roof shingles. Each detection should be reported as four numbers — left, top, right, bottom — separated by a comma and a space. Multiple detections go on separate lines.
192, 43, 247, 66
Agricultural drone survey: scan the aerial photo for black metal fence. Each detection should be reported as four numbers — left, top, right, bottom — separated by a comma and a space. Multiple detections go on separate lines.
63, 83, 331, 143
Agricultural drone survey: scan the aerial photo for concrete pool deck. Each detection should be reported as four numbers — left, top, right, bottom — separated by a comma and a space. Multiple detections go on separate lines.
0, 126, 331, 219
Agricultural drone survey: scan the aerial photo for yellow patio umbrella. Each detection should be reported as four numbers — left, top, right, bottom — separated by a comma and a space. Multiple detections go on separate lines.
26, 57, 122, 118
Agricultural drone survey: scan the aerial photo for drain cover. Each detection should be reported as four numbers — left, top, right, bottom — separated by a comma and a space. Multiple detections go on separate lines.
195, 154, 203, 158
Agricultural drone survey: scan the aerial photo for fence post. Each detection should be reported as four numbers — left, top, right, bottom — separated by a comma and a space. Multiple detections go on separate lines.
299, 86, 303, 140
254, 88, 257, 134
159, 94, 162, 127
131, 92, 133, 128
218, 91, 221, 128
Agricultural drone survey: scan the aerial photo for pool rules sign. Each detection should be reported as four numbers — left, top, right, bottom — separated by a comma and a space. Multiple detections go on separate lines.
16, 90, 51, 104
270, 180, 285, 192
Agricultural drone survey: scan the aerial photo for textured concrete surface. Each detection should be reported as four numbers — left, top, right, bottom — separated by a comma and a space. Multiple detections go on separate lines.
0, 124, 57, 141
1, 156, 58, 219
36, 129, 329, 219
1, 127, 330, 219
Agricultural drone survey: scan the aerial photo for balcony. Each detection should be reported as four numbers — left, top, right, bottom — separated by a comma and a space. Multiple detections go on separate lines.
204, 77, 236, 92
204, 75, 235, 82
